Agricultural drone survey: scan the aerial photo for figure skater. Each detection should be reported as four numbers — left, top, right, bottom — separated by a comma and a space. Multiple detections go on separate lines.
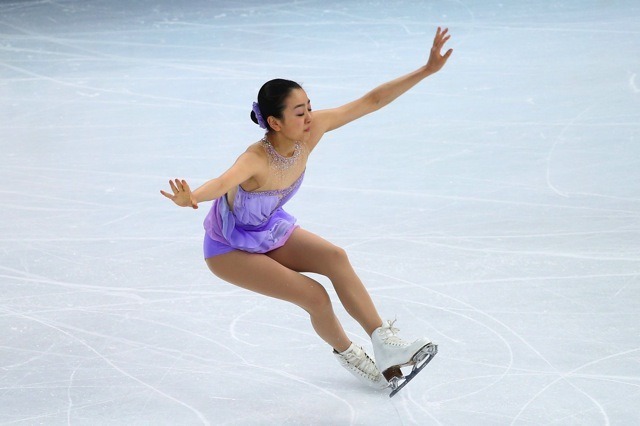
161, 27, 453, 390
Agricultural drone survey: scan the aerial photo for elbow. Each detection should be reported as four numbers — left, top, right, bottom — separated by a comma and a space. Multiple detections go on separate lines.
366, 91, 380, 105
364, 91, 384, 111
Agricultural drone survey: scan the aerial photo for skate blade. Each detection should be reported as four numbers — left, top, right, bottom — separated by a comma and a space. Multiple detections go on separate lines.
388, 343, 438, 397
413, 343, 438, 363
384, 342, 437, 374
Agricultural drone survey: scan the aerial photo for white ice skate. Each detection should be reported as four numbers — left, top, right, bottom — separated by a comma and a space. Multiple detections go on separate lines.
333, 343, 388, 390
371, 320, 434, 381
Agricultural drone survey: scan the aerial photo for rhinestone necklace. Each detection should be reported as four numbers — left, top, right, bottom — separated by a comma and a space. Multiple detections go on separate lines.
261, 136, 302, 171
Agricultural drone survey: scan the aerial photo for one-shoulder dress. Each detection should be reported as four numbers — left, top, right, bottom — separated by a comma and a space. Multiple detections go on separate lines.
202, 172, 304, 258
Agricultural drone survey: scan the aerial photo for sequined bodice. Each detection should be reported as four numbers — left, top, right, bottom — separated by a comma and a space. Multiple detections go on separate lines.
229, 171, 305, 228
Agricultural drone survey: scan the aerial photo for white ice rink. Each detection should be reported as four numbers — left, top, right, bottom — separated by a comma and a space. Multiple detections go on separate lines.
1, 0, 639, 424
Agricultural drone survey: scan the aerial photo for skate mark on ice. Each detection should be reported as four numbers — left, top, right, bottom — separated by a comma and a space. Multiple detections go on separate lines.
403, 390, 443, 425
1, 307, 211, 425
0, 341, 57, 370
0, 62, 229, 108
368, 270, 586, 405
386, 293, 516, 404
0, 264, 235, 300
410, 286, 619, 425
305, 184, 639, 216
119, 313, 250, 364
398, 236, 640, 262
545, 105, 593, 198
400, 229, 640, 240
229, 306, 261, 347
245, 362, 358, 425
66, 363, 81, 425
511, 347, 640, 425
367, 269, 516, 403
0, 20, 246, 106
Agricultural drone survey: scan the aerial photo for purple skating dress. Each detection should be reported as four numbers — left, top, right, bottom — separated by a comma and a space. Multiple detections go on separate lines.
202, 171, 304, 258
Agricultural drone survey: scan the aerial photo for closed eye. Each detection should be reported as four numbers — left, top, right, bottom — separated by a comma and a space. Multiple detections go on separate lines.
295, 101, 312, 116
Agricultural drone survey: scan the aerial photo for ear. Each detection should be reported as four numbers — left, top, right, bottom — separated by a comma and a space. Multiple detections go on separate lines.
267, 116, 282, 131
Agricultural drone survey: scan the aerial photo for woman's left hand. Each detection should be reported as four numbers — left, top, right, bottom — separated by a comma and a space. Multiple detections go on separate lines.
425, 27, 453, 74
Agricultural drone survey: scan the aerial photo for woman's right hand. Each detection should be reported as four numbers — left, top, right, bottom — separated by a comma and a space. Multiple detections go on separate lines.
161, 179, 198, 209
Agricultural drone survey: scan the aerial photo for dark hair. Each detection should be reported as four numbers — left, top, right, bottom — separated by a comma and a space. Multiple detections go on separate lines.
250, 79, 302, 131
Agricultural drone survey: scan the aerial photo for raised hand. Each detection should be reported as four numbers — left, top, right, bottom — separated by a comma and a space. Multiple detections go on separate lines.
425, 27, 453, 74
160, 179, 198, 209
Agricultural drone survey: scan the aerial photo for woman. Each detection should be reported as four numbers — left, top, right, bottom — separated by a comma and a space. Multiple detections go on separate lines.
161, 27, 453, 390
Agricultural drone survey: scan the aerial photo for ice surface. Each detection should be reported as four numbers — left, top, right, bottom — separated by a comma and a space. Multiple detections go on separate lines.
1, 0, 639, 424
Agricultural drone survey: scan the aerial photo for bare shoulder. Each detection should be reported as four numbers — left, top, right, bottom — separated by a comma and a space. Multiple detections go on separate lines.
244, 140, 267, 161
228, 140, 269, 188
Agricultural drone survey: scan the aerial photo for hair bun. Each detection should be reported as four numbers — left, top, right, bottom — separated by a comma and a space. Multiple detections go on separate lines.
252, 102, 267, 129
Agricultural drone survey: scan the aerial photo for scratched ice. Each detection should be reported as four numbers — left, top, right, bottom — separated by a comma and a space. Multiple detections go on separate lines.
1, 1, 639, 424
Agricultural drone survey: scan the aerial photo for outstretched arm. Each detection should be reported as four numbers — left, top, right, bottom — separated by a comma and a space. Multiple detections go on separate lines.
313, 27, 453, 135
160, 151, 262, 209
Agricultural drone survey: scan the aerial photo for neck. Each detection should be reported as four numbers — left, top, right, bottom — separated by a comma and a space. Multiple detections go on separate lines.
266, 133, 298, 157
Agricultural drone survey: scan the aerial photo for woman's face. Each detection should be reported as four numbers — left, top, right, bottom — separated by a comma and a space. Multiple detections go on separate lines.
273, 88, 312, 142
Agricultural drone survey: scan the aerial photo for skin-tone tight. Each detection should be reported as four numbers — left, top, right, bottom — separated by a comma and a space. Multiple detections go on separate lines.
206, 228, 383, 353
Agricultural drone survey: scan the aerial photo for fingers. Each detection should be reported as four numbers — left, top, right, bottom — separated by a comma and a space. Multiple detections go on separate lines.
162, 178, 189, 200
168, 178, 190, 193
434, 27, 451, 49
430, 27, 452, 65
434, 27, 447, 41
169, 179, 179, 194
180, 180, 198, 209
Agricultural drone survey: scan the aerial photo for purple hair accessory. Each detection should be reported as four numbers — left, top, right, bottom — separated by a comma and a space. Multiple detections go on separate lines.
252, 102, 267, 129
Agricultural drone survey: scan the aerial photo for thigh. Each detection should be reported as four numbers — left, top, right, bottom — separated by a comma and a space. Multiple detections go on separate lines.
206, 249, 326, 308
266, 228, 349, 275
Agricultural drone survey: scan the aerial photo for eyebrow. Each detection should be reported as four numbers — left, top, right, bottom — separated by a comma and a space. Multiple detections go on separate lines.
294, 100, 311, 109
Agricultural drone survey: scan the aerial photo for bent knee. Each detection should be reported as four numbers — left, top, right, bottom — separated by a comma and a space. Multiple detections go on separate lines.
326, 244, 349, 265
320, 245, 352, 278
302, 285, 333, 315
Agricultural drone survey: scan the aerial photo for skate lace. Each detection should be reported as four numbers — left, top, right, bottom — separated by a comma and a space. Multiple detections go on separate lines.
379, 319, 407, 346
342, 346, 380, 378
